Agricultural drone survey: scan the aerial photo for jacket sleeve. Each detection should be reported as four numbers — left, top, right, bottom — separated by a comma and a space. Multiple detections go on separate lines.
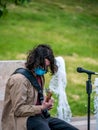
9, 74, 42, 117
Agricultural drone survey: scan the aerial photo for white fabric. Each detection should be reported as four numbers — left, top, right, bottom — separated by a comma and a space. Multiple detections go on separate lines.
94, 78, 98, 130
49, 56, 72, 122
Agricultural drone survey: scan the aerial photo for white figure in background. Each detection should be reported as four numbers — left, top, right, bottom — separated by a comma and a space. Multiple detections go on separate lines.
94, 78, 98, 130
49, 56, 72, 122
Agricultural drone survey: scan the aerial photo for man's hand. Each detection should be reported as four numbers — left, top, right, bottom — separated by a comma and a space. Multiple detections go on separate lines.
41, 98, 54, 111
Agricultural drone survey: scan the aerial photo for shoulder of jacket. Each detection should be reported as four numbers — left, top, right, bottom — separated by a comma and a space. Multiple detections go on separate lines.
10, 73, 31, 84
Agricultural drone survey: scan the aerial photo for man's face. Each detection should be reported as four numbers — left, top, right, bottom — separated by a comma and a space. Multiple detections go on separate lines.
44, 59, 50, 71
45, 59, 50, 66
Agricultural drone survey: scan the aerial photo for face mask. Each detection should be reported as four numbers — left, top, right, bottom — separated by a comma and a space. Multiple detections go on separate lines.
34, 67, 47, 76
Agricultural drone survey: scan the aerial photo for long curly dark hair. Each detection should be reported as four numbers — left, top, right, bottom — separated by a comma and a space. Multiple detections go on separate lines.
25, 44, 58, 75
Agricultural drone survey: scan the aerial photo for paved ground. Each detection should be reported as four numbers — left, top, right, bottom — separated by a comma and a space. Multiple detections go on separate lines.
71, 116, 96, 130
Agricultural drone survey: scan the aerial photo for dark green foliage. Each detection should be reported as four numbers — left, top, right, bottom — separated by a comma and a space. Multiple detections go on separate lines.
0, 0, 7, 17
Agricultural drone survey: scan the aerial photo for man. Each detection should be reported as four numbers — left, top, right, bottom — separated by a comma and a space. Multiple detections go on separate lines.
1, 44, 78, 130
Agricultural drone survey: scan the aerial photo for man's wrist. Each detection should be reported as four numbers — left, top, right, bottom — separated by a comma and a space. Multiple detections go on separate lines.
40, 105, 44, 111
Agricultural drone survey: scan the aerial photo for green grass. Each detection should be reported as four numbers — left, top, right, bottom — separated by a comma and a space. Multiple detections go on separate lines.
0, 0, 98, 117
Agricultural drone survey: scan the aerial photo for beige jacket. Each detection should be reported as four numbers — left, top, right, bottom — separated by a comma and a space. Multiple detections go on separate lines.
1, 73, 43, 130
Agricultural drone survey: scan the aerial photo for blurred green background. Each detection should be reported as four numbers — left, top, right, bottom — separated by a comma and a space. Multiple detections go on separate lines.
0, 0, 98, 117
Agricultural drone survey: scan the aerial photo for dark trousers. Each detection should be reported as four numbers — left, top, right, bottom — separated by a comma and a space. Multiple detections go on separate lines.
27, 115, 79, 130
